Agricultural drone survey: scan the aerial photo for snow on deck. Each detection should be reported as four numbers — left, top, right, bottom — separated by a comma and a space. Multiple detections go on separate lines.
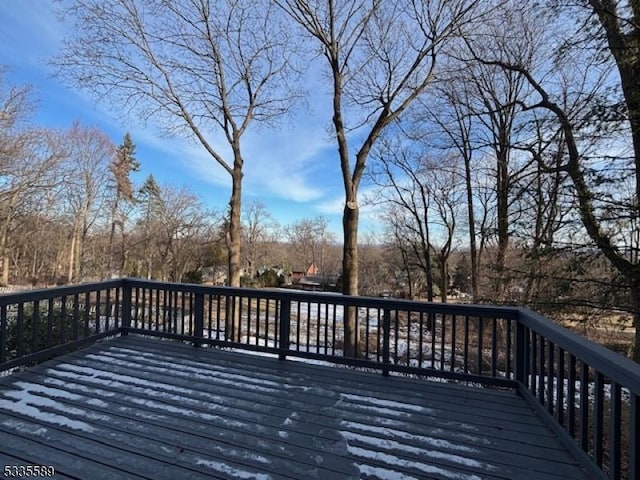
0, 336, 591, 480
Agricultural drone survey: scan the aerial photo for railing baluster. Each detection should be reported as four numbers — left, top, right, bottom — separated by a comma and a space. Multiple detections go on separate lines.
430, 311, 436, 369
610, 382, 621, 480
59, 297, 66, 345
556, 347, 565, 426
331, 304, 337, 356
491, 317, 497, 377
295, 301, 301, 351
567, 354, 576, 437
32, 300, 40, 353
440, 313, 446, 371
278, 299, 290, 360
84, 292, 90, 337
215, 294, 221, 340
193, 292, 204, 348
16, 303, 24, 356
47, 297, 54, 346
451, 314, 456, 373
547, 341, 555, 415
324, 303, 329, 355
72, 294, 79, 341
464, 315, 469, 374
477, 316, 483, 375
538, 336, 545, 405
531, 331, 538, 396
255, 297, 260, 346
594, 372, 604, 467
181, 291, 187, 336
580, 361, 590, 453
95, 290, 101, 334
122, 282, 132, 335
418, 311, 424, 368
393, 309, 399, 364
506, 318, 512, 379
306, 301, 311, 352
382, 308, 391, 377
515, 321, 526, 385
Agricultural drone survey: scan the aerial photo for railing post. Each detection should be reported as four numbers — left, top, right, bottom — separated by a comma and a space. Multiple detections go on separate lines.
121, 282, 132, 336
515, 320, 527, 385
193, 292, 204, 348
279, 299, 291, 360
382, 308, 391, 377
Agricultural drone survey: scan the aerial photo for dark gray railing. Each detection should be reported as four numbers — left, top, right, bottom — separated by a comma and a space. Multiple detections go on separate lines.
0, 280, 123, 371
0, 278, 638, 480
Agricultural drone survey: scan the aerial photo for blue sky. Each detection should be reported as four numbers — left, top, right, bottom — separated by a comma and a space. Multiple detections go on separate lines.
0, 1, 381, 240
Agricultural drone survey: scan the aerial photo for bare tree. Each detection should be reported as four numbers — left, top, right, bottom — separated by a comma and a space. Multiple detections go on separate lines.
56, 0, 299, 292
241, 200, 278, 279
422, 81, 482, 299
277, 0, 483, 355
137, 174, 162, 279
0, 124, 65, 284
285, 216, 336, 274
107, 133, 139, 277
61, 122, 113, 282
466, 0, 640, 359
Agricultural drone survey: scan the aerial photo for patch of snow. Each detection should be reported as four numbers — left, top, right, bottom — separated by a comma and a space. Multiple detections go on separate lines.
53, 362, 205, 396
13, 381, 83, 401
124, 396, 248, 429
85, 351, 283, 394
340, 393, 433, 414
0, 385, 98, 432
2, 418, 48, 437
43, 375, 117, 399
86, 398, 109, 408
341, 421, 479, 454
357, 464, 421, 480
341, 431, 493, 471
340, 402, 414, 418
195, 458, 271, 480
347, 445, 483, 480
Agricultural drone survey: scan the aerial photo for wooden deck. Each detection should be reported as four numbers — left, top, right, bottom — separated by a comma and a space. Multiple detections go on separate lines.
0, 335, 590, 480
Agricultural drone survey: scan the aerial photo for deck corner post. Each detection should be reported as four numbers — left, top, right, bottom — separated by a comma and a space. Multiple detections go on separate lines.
121, 281, 132, 336
279, 299, 291, 360
193, 292, 205, 348
382, 308, 391, 377
515, 319, 527, 385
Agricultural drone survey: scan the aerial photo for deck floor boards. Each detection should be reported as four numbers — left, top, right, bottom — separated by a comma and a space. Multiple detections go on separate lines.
0, 336, 590, 479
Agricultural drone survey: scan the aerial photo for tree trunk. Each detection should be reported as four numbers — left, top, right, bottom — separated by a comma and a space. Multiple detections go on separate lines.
0, 231, 9, 286
342, 201, 359, 357
440, 257, 448, 303
227, 160, 243, 287
464, 153, 479, 299
67, 225, 77, 283
494, 146, 510, 301
107, 195, 119, 278
225, 156, 243, 341
631, 280, 640, 363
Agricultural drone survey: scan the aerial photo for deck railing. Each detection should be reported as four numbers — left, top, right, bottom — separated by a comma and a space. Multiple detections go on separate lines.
0, 278, 638, 480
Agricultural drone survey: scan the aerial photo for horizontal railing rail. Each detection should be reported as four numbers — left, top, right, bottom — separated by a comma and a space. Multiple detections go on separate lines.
0, 277, 637, 479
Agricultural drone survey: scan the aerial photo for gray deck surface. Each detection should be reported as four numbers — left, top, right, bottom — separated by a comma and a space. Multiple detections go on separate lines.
0, 336, 589, 480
